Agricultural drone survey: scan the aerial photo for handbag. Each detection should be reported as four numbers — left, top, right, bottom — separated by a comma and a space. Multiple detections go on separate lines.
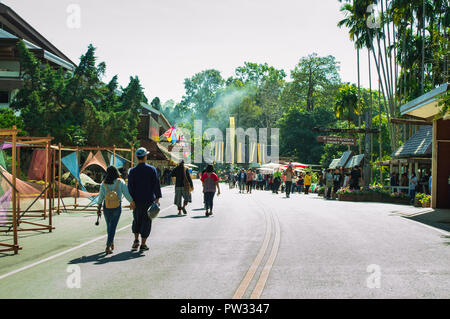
147, 202, 160, 220
184, 168, 193, 193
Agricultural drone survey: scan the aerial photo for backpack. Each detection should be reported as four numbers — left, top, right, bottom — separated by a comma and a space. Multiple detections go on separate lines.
105, 181, 121, 209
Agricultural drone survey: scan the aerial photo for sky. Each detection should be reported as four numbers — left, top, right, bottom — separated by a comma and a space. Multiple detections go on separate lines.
2, 0, 378, 104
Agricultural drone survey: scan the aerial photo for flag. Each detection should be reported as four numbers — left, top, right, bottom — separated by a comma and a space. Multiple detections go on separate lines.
163, 126, 175, 143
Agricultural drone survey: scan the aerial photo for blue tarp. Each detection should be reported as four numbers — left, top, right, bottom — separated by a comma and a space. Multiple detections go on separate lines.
61, 152, 89, 193
109, 154, 126, 169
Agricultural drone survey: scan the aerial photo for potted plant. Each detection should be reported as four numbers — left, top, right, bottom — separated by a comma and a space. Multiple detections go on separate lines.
337, 187, 355, 201
414, 193, 425, 207
418, 194, 431, 208
317, 186, 325, 196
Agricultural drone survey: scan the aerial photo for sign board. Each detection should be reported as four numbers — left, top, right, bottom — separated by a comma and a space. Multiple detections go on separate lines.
317, 136, 357, 146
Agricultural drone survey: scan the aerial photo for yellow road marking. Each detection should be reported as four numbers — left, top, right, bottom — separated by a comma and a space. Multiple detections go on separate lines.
250, 212, 281, 299
232, 208, 272, 299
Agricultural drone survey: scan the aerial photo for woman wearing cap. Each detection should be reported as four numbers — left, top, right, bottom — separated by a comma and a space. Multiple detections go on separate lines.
97, 166, 134, 254
201, 164, 220, 216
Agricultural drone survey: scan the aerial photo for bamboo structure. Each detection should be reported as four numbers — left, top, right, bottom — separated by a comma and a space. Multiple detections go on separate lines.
53, 145, 133, 213
0, 134, 55, 241
0, 127, 20, 254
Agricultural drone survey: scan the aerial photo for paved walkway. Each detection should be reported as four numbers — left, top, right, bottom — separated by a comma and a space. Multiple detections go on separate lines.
0, 182, 449, 298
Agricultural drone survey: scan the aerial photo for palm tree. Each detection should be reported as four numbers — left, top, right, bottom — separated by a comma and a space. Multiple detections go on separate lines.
334, 83, 359, 130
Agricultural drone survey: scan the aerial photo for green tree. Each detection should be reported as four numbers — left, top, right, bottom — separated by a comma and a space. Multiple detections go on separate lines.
278, 106, 337, 164
334, 83, 359, 129
288, 53, 341, 111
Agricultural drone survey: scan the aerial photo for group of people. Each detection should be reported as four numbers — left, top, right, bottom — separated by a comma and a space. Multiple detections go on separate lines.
319, 166, 363, 200
389, 171, 432, 203
225, 164, 313, 198
96, 147, 222, 255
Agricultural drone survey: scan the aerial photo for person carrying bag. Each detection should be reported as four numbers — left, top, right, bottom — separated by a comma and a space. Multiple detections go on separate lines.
97, 166, 134, 255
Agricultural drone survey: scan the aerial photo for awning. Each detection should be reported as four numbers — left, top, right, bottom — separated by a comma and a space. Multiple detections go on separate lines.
400, 83, 449, 120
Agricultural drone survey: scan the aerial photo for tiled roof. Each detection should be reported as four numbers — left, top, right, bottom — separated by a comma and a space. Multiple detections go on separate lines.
391, 126, 432, 158
329, 159, 340, 169
336, 151, 353, 167
345, 154, 364, 169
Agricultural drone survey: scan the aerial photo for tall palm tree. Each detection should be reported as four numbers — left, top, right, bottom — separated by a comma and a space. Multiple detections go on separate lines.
334, 83, 359, 130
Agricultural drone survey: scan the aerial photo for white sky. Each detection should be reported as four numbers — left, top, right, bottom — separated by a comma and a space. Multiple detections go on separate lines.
2, 0, 378, 104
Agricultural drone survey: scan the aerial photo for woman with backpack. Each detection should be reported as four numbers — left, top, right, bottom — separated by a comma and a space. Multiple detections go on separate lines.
201, 164, 221, 217
97, 166, 134, 254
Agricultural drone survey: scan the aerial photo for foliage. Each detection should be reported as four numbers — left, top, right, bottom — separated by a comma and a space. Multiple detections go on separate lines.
334, 83, 359, 128
10, 42, 146, 147
278, 106, 337, 164
415, 192, 431, 204
0, 108, 26, 134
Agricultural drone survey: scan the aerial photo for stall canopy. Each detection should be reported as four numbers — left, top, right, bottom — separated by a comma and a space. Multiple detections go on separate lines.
391, 126, 432, 158
345, 154, 364, 169
329, 159, 340, 169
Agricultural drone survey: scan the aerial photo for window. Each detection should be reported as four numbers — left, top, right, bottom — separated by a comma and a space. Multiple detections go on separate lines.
0, 91, 9, 104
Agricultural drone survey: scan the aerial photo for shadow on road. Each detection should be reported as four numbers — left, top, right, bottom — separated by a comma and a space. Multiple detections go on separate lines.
191, 216, 210, 219
69, 251, 145, 265
192, 208, 206, 211
404, 209, 450, 235
159, 214, 186, 219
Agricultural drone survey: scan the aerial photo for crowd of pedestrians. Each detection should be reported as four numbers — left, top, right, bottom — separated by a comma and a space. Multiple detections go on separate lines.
225, 163, 315, 197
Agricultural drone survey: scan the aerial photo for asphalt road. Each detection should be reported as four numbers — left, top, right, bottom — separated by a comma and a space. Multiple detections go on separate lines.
0, 180, 449, 299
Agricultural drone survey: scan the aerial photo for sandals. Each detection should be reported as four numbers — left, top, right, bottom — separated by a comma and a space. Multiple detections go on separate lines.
131, 240, 140, 251
105, 246, 113, 254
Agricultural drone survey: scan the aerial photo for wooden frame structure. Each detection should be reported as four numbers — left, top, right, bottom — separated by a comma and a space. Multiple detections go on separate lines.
0, 130, 55, 254
0, 127, 20, 254
52, 145, 134, 213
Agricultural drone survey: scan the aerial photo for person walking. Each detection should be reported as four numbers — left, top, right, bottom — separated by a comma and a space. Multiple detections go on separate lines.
325, 169, 333, 199
237, 169, 246, 193
97, 166, 134, 254
409, 172, 418, 204
332, 168, 342, 199
171, 160, 194, 215
283, 166, 294, 198
304, 172, 312, 195
273, 169, 281, 194
201, 164, 221, 216
246, 169, 254, 194
349, 165, 362, 190
296, 174, 304, 193
127, 148, 162, 252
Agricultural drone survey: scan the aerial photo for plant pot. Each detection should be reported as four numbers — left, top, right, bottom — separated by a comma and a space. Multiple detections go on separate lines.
414, 198, 422, 207
422, 201, 431, 208
338, 194, 354, 201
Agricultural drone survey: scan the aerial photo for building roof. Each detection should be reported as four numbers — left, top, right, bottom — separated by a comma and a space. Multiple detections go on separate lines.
391, 125, 433, 159
336, 150, 353, 168
0, 3, 75, 66
140, 102, 171, 131
329, 159, 340, 169
400, 83, 449, 120
345, 154, 364, 169
0, 28, 17, 39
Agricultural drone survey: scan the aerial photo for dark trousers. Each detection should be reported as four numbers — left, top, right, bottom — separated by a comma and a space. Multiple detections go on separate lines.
132, 203, 152, 238
285, 181, 292, 196
304, 185, 310, 194
204, 192, 216, 210
333, 182, 340, 197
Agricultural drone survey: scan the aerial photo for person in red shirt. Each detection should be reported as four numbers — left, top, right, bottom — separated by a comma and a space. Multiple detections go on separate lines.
201, 164, 221, 217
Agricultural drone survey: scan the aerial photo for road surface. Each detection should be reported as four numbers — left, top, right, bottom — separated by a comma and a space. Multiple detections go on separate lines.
0, 181, 449, 298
